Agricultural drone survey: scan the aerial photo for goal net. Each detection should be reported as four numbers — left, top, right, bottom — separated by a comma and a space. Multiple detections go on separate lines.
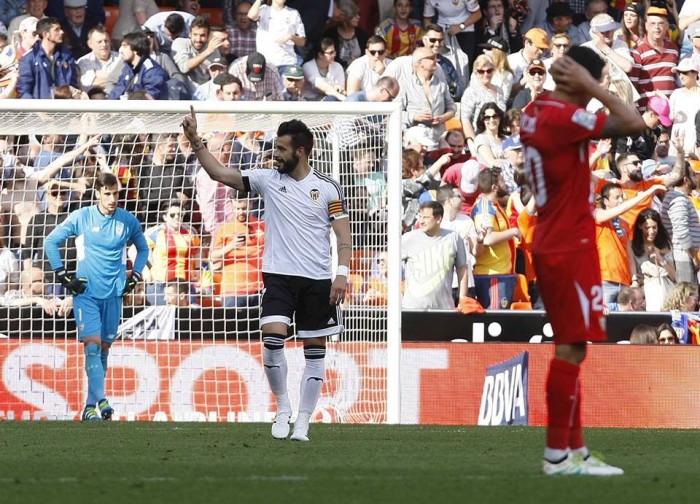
0, 100, 402, 423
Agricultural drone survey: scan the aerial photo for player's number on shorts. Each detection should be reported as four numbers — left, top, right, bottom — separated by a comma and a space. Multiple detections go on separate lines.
591, 285, 603, 313
523, 146, 547, 208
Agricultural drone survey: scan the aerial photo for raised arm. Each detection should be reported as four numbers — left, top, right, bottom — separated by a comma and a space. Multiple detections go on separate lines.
181, 106, 245, 191
594, 184, 666, 223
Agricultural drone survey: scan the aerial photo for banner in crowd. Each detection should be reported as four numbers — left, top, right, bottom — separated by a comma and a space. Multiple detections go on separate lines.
0, 341, 698, 428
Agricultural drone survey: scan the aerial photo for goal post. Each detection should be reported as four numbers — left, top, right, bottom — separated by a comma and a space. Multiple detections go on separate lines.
0, 100, 404, 424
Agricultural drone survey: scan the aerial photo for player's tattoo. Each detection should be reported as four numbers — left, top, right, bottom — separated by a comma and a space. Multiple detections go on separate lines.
338, 243, 352, 251
190, 137, 205, 152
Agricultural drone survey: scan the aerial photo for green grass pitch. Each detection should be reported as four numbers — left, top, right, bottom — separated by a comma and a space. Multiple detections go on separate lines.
0, 423, 697, 504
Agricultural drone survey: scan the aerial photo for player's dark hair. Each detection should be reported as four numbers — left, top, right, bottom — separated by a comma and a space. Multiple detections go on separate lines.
477, 166, 502, 194
95, 172, 119, 191
190, 16, 210, 33
164, 13, 186, 37
36, 17, 61, 38
166, 280, 190, 296
655, 322, 679, 343
277, 120, 314, 156
87, 86, 107, 99
215, 73, 242, 89
631, 208, 672, 257
436, 184, 458, 206
419, 200, 444, 220
475, 102, 507, 136
122, 30, 150, 57
87, 24, 109, 40
424, 23, 443, 34
366, 35, 386, 47
566, 45, 605, 81
599, 182, 622, 208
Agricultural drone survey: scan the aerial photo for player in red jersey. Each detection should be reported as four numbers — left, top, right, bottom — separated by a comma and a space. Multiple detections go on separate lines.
520, 46, 646, 476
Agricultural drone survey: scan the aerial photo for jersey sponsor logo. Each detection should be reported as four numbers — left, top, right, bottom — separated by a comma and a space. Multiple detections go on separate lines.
571, 109, 597, 131
92, 226, 100, 232
116, 222, 124, 237
278, 186, 287, 193
310, 189, 320, 201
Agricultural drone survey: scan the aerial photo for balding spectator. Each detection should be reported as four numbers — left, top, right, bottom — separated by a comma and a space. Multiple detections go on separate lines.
609, 286, 646, 311
398, 46, 456, 148
171, 16, 224, 94
143, 11, 195, 54
229, 51, 284, 101
224, 0, 257, 59
77, 25, 121, 91
17, 17, 79, 99
630, 6, 679, 109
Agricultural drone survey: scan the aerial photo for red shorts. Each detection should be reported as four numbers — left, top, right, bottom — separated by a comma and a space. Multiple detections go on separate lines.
533, 247, 606, 344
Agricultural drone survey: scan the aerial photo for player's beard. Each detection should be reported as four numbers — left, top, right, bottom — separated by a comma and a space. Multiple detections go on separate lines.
277, 152, 299, 174
628, 170, 643, 183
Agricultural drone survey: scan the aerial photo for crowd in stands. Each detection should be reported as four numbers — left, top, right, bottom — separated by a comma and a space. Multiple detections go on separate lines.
1, 1, 700, 333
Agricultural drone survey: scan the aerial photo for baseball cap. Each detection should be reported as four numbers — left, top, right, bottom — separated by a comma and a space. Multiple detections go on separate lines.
648, 96, 672, 127
527, 59, 546, 73
478, 36, 509, 53
688, 22, 700, 38
16, 16, 38, 34
246, 52, 266, 82
64, 0, 87, 7
524, 28, 549, 50
502, 135, 523, 151
282, 64, 304, 80
546, 2, 574, 20
405, 126, 439, 150
673, 58, 700, 74
646, 6, 668, 17
458, 159, 481, 194
624, 2, 644, 16
590, 13, 619, 33
207, 56, 226, 70
642, 159, 658, 179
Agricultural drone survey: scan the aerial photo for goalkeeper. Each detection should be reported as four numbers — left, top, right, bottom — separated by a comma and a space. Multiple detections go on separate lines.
44, 172, 149, 422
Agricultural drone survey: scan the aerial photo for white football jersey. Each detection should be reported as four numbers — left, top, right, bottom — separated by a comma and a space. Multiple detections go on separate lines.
243, 167, 347, 279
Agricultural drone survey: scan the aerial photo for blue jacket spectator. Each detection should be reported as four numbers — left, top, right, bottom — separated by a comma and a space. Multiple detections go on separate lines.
109, 30, 169, 100
17, 18, 79, 99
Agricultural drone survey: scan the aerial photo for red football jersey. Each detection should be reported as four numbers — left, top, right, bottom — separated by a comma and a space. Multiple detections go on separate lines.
520, 93, 607, 254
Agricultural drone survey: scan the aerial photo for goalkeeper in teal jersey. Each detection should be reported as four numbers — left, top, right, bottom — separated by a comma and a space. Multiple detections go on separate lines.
45, 172, 149, 421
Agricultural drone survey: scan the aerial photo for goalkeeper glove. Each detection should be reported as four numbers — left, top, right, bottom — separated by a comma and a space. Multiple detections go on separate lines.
55, 268, 87, 296
123, 271, 142, 297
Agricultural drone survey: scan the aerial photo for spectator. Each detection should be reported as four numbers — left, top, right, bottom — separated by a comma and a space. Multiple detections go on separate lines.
471, 167, 520, 309
210, 194, 265, 308
145, 200, 201, 306
362, 249, 388, 306
574, 0, 609, 44
0, 235, 19, 296
212, 73, 244, 102
60, 0, 100, 59
473, 102, 507, 168
108, 30, 169, 100
17, 17, 79, 99
500, 134, 523, 194
231, 130, 273, 172
0, 265, 55, 314
248, 0, 306, 75
143, 11, 195, 54
440, 158, 481, 216
669, 58, 700, 153
211, 25, 234, 66
346, 34, 390, 94
229, 51, 284, 101
595, 182, 666, 304
614, 1, 645, 49
422, 24, 468, 101
323, 0, 367, 69
629, 323, 658, 343
615, 97, 673, 166
171, 16, 225, 95
426, 128, 470, 172
662, 282, 699, 312
583, 13, 634, 87
12, 15, 39, 61
224, 0, 257, 60
77, 25, 121, 91
7, 1, 47, 36
192, 56, 229, 101
195, 132, 236, 236
111, 0, 159, 47
656, 322, 680, 344
479, 35, 513, 102
609, 285, 646, 311
543, 2, 584, 47
423, 0, 482, 70
139, 133, 193, 225
375, 0, 423, 59
45, 0, 105, 26
505, 107, 522, 136
87, 85, 106, 99
631, 208, 676, 311
482, 0, 522, 55
401, 200, 468, 309
661, 161, 700, 285
399, 46, 456, 147
460, 55, 505, 146
302, 38, 346, 101
629, 6, 679, 109
511, 59, 547, 110
164, 280, 194, 307
281, 64, 305, 101
543, 32, 570, 91
687, 23, 700, 70
508, 27, 548, 93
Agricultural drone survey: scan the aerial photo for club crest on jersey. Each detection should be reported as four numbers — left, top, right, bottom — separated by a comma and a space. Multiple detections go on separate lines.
501, 296, 509, 309
310, 189, 320, 201
572, 109, 597, 131
116, 222, 124, 236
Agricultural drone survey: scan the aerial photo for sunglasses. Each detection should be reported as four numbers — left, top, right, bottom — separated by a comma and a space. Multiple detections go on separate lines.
476, 68, 494, 75
50, 190, 67, 197
381, 87, 396, 99
168, 212, 182, 218
428, 37, 444, 43
484, 114, 499, 120
553, 43, 570, 48
368, 49, 386, 56
529, 69, 545, 76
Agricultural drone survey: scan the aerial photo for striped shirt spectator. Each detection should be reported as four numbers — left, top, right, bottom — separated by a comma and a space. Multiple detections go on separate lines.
375, 0, 423, 59
228, 53, 284, 101
224, 0, 257, 59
